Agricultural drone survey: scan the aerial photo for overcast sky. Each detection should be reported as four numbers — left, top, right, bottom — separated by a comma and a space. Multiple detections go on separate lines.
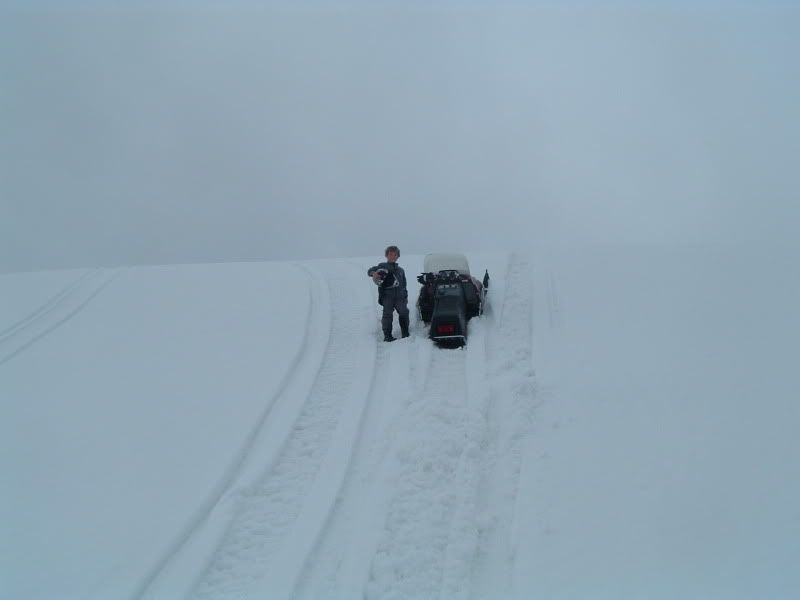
2, 2, 798, 272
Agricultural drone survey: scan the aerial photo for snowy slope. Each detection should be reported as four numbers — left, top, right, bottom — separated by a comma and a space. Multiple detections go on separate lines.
1, 262, 312, 599
2, 247, 799, 599
514, 244, 800, 599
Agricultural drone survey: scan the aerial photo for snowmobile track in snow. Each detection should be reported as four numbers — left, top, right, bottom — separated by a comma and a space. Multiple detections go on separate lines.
138, 253, 536, 600
293, 337, 419, 600
0, 268, 95, 340
136, 262, 328, 600
0, 268, 121, 368
188, 261, 378, 600
363, 328, 485, 599
294, 256, 521, 600
470, 253, 537, 600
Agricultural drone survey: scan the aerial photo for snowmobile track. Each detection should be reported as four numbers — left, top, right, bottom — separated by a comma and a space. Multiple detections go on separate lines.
293, 327, 409, 600
0, 268, 121, 368
0, 268, 96, 340
470, 252, 537, 600
364, 342, 478, 599
295, 258, 499, 600
136, 262, 327, 600
189, 261, 377, 600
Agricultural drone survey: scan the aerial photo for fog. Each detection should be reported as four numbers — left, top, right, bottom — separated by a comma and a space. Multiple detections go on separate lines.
2, 2, 798, 273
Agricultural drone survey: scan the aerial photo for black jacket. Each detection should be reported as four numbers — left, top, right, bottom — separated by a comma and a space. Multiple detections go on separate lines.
368, 262, 407, 290
368, 262, 407, 304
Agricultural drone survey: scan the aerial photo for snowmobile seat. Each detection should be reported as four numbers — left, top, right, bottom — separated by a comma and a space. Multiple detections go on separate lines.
429, 282, 467, 347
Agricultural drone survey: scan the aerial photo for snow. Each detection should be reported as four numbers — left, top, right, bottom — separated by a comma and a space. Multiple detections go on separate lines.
1, 262, 311, 599
0, 268, 93, 334
2, 247, 799, 599
514, 244, 800, 599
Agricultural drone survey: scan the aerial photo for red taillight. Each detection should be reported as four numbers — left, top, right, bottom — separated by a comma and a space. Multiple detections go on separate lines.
437, 324, 456, 335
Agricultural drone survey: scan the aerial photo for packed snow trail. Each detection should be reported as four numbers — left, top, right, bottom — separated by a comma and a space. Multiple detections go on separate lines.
361, 253, 535, 600
364, 347, 475, 600
136, 262, 327, 600
292, 326, 420, 600
295, 252, 531, 600
137, 252, 526, 600
187, 261, 378, 599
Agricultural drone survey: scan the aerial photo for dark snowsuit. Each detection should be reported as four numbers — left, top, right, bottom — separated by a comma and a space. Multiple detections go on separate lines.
367, 262, 410, 338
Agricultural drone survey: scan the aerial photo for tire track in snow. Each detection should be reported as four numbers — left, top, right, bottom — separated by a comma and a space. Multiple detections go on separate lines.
364, 335, 488, 600
0, 268, 122, 368
293, 323, 413, 600
262, 264, 379, 599
470, 252, 537, 600
438, 315, 490, 600
136, 262, 326, 600
0, 268, 96, 340
188, 261, 376, 600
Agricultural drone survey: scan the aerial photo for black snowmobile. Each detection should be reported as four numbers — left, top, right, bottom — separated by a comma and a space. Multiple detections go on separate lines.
416, 253, 489, 347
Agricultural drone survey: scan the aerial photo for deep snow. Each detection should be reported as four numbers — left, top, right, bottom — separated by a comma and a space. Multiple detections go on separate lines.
2, 246, 799, 599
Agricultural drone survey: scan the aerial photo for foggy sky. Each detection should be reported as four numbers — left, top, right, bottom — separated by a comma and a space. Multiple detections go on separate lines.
2, 2, 798, 272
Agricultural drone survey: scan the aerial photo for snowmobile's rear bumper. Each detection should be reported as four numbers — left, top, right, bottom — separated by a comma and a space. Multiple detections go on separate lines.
430, 334, 466, 347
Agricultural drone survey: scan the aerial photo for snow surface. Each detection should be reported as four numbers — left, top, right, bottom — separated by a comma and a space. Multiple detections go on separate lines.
2, 247, 799, 599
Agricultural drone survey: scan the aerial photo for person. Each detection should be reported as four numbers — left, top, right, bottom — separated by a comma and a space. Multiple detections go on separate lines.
367, 245, 410, 342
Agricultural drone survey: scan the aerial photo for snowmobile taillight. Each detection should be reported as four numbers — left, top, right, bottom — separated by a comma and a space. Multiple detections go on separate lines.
437, 324, 456, 335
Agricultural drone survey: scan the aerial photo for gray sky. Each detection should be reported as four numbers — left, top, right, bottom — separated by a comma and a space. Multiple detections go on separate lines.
2, 2, 798, 272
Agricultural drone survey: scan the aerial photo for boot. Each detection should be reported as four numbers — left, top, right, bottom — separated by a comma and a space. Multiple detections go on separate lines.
399, 315, 410, 338
384, 334, 397, 342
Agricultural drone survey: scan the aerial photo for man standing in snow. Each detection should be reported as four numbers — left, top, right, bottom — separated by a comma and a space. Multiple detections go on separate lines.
368, 245, 410, 342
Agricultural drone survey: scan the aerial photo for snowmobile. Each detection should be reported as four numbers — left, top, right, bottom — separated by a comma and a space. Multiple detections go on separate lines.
416, 253, 489, 347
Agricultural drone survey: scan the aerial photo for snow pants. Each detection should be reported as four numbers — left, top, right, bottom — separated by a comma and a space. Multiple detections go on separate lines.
381, 288, 410, 337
